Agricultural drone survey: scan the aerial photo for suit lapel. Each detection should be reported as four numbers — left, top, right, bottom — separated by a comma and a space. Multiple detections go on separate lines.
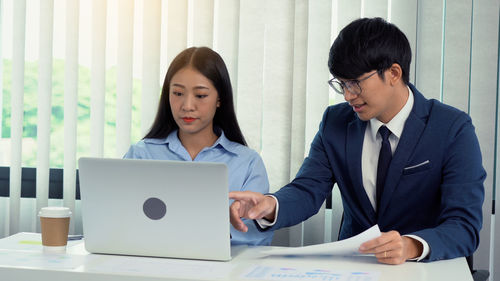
378, 86, 429, 219
346, 119, 376, 224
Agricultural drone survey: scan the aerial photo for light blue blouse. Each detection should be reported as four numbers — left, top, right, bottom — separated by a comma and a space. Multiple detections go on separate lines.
123, 130, 274, 246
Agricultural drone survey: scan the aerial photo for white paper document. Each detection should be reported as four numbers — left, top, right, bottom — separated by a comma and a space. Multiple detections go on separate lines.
0, 232, 87, 270
0, 250, 86, 270
261, 224, 381, 256
243, 265, 380, 281
0, 232, 83, 252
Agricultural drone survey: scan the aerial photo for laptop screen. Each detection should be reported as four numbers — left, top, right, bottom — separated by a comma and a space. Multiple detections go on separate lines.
78, 157, 231, 261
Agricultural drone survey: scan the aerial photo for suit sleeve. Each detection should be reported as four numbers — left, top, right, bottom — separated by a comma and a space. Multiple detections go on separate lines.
268, 108, 337, 230
412, 114, 485, 261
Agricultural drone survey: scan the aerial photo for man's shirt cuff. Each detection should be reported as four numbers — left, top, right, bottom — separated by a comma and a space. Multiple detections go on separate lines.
404, 234, 430, 261
255, 195, 279, 228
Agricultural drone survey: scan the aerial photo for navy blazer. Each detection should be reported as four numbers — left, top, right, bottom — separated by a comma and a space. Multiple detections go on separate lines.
269, 84, 485, 262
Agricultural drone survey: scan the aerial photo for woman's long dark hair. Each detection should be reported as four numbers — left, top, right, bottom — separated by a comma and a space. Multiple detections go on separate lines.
144, 47, 247, 146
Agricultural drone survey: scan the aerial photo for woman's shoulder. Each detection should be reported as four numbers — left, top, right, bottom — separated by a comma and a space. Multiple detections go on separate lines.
124, 139, 148, 158
221, 138, 262, 162
130, 138, 165, 149
128, 139, 147, 150
125, 138, 170, 159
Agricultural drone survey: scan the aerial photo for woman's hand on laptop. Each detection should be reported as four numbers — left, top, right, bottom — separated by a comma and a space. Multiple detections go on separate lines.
229, 191, 277, 232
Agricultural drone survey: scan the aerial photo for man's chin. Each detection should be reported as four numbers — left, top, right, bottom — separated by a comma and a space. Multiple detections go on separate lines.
356, 113, 371, 121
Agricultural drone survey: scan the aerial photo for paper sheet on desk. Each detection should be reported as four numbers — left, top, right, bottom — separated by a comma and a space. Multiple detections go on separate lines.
243, 265, 380, 281
0, 251, 86, 269
0, 232, 86, 270
261, 224, 381, 256
0, 232, 84, 252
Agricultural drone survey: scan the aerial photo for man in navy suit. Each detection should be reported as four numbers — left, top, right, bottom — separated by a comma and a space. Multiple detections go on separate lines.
229, 17, 485, 264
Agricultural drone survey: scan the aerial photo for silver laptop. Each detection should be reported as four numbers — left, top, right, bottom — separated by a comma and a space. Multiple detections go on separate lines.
78, 157, 231, 261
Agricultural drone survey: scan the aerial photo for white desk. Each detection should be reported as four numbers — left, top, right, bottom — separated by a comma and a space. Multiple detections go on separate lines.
0, 233, 473, 281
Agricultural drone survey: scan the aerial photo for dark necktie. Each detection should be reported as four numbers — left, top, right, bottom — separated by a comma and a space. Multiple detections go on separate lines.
376, 125, 392, 211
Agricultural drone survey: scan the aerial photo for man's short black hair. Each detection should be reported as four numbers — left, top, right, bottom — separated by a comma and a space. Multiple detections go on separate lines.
328, 17, 411, 84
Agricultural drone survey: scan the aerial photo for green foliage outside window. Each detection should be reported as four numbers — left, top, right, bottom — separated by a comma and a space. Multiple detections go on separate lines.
1, 59, 145, 168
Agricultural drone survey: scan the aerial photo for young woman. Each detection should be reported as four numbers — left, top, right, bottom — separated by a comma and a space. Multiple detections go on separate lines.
124, 47, 273, 246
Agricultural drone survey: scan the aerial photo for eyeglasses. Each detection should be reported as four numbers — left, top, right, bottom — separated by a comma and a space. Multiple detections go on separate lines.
328, 70, 379, 96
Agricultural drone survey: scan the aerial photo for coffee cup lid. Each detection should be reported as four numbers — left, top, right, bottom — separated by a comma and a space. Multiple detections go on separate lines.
38, 207, 72, 218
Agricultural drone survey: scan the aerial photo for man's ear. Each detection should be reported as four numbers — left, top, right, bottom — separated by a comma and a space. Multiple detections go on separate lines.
388, 63, 403, 86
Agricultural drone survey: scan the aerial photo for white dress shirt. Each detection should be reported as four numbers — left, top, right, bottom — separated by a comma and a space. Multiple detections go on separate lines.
362, 87, 414, 211
361, 87, 429, 261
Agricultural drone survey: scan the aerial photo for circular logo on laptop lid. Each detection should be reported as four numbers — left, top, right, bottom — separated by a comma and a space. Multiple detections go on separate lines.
143, 197, 167, 220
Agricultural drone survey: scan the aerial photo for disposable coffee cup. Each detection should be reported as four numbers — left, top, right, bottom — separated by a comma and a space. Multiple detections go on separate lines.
38, 207, 72, 253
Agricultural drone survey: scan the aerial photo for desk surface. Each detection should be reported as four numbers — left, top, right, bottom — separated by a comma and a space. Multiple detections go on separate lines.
0, 233, 472, 281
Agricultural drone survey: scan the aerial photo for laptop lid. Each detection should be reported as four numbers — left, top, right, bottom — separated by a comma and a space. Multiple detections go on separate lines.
78, 157, 231, 261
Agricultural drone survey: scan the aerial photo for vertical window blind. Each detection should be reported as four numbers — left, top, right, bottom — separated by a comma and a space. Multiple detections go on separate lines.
0, 0, 498, 276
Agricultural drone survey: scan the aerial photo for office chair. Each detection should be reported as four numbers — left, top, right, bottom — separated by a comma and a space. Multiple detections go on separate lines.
467, 255, 489, 281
